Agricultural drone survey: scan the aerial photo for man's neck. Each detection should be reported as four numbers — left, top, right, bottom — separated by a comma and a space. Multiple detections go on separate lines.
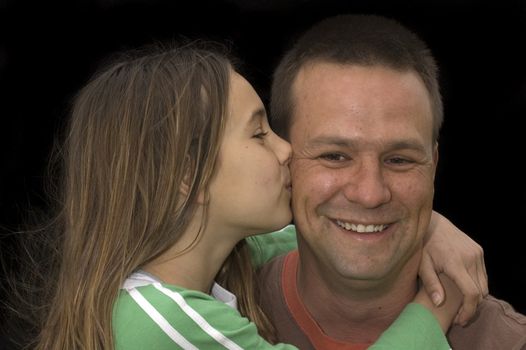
296, 250, 420, 343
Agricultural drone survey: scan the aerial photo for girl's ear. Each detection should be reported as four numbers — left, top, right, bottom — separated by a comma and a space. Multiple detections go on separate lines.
179, 171, 207, 205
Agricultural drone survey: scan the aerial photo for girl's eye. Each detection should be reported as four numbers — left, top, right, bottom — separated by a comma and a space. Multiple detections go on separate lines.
254, 131, 269, 139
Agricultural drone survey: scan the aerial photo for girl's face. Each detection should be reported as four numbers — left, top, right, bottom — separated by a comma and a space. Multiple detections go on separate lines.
207, 71, 292, 239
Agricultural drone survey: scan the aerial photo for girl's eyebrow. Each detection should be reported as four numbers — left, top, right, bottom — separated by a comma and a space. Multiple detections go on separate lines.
245, 108, 267, 129
251, 108, 267, 122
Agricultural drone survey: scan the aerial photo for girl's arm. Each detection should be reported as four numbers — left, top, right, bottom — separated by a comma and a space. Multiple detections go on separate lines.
371, 274, 462, 350
246, 225, 297, 268
419, 211, 487, 325
250, 213, 487, 325
114, 282, 454, 350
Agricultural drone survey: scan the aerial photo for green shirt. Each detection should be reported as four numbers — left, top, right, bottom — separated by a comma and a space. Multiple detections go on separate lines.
113, 225, 450, 349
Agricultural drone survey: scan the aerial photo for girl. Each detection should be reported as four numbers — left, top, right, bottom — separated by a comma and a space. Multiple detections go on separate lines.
31, 42, 477, 349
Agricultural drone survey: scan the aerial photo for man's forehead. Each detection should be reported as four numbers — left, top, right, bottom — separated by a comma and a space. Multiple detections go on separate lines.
289, 63, 433, 134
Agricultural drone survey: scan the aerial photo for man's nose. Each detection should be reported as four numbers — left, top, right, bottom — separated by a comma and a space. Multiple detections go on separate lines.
341, 160, 392, 208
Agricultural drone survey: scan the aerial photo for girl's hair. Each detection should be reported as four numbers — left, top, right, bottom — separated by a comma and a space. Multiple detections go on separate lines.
19, 41, 275, 349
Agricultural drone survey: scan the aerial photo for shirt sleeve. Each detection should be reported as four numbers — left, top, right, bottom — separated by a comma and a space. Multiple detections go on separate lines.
246, 224, 298, 268
369, 303, 451, 350
113, 283, 299, 350
114, 285, 451, 350
114, 285, 450, 350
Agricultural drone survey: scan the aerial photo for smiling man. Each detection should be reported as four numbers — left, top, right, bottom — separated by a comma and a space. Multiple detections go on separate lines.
258, 14, 526, 350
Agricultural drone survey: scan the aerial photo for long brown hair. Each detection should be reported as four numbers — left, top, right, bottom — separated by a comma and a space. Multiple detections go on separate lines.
29, 42, 274, 349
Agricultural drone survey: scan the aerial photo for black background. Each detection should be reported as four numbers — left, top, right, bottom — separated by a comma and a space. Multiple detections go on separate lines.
1, 0, 525, 340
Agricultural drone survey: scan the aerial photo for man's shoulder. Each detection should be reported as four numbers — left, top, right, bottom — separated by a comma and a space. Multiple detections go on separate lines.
448, 295, 526, 349
472, 296, 526, 329
481, 296, 526, 323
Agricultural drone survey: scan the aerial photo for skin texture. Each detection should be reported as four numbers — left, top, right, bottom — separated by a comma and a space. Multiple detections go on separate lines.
419, 211, 487, 325
290, 62, 440, 342
414, 274, 462, 332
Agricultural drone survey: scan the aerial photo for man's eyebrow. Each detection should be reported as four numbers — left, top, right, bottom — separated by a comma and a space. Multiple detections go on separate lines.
307, 136, 427, 152
382, 140, 428, 152
307, 136, 355, 148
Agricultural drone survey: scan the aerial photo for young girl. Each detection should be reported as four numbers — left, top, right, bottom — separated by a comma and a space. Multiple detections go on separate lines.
31, 42, 478, 349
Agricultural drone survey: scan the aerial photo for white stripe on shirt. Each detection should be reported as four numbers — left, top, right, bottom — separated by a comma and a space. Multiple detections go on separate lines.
128, 288, 198, 350
153, 283, 244, 350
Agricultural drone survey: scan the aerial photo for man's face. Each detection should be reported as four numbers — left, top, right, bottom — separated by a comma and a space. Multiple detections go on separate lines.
289, 62, 438, 284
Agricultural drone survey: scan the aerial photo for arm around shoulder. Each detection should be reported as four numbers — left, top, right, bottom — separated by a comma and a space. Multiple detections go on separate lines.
113, 283, 300, 349
369, 303, 451, 350
246, 225, 298, 267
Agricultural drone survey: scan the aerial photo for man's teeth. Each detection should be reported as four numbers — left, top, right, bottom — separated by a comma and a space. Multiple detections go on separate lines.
336, 220, 388, 233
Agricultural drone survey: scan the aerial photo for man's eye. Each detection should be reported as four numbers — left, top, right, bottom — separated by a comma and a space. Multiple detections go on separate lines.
320, 153, 347, 161
386, 157, 413, 165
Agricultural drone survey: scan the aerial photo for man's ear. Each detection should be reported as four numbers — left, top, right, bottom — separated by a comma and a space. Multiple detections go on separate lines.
432, 142, 439, 181
179, 172, 207, 205
433, 142, 439, 167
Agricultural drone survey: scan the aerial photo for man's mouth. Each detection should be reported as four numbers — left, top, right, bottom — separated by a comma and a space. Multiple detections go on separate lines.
335, 220, 389, 233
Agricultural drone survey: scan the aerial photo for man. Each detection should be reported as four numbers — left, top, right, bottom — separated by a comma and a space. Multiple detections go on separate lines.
259, 14, 526, 349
